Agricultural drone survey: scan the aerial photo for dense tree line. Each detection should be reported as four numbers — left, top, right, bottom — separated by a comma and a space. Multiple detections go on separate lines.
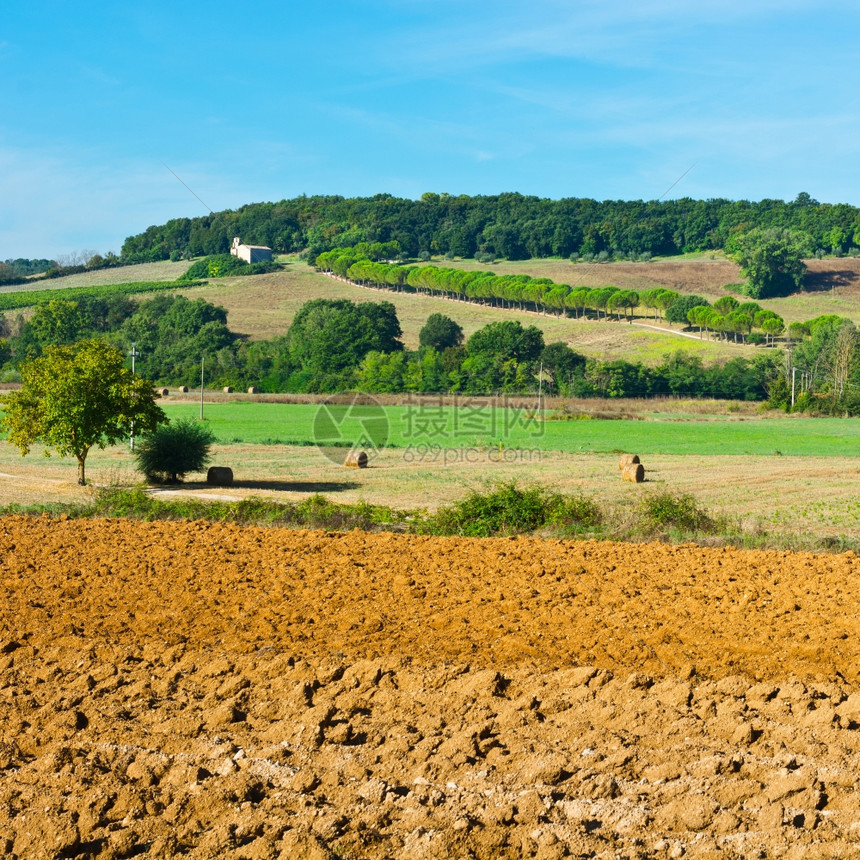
0, 292, 785, 401
0, 258, 56, 284
120, 191, 860, 263
3, 258, 56, 276
353, 318, 780, 400
0, 295, 241, 387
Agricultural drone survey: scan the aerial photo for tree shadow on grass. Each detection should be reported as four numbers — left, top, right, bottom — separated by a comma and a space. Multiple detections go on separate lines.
803, 268, 860, 292
183, 480, 362, 493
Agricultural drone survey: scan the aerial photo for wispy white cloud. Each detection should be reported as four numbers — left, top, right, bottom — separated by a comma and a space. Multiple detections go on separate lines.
383, 0, 856, 72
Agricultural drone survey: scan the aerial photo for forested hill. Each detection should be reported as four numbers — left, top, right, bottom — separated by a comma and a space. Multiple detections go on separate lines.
121, 191, 860, 263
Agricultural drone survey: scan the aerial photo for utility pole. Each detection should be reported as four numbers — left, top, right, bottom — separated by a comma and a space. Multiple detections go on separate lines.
537, 361, 544, 416
129, 342, 140, 450
200, 357, 205, 420
791, 366, 796, 408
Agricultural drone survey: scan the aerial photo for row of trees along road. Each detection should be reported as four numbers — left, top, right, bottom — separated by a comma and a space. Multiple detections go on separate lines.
314, 248, 787, 346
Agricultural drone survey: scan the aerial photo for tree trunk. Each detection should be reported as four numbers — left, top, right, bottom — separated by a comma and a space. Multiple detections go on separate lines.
76, 446, 90, 486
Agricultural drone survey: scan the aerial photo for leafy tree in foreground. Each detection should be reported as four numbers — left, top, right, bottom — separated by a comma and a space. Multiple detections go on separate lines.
0, 340, 166, 485
134, 417, 215, 483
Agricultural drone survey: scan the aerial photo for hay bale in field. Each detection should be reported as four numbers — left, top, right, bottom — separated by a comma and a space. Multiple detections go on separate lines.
618, 453, 640, 470
157, 387, 169, 396
248, 386, 259, 394
223, 386, 233, 394
178, 385, 189, 393
344, 450, 369, 469
622, 463, 645, 483
207, 466, 234, 486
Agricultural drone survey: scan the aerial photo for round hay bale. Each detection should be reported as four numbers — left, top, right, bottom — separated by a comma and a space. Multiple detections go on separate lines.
344, 450, 369, 469
248, 386, 259, 394
157, 387, 169, 396
622, 463, 645, 483
207, 466, 234, 486
618, 453, 640, 470
223, 386, 234, 394
178, 385, 189, 393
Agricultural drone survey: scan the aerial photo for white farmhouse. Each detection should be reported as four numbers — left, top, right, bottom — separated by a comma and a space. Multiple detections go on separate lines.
230, 236, 273, 263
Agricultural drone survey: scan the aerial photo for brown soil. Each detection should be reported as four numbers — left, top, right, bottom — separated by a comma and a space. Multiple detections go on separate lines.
3, 518, 860, 858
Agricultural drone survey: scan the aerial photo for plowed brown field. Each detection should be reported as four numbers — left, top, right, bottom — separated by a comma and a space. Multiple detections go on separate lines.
2, 517, 860, 859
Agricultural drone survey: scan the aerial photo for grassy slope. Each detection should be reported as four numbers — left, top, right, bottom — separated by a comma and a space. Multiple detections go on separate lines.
6, 256, 860, 365
164, 255, 860, 361
184, 259, 747, 365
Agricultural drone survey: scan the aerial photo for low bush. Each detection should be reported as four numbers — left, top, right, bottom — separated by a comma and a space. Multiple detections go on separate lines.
77, 487, 416, 532
181, 254, 280, 280
549, 493, 603, 533
637, 491, 715, 534
134, 418, 215, 483
428, 481, 601, 538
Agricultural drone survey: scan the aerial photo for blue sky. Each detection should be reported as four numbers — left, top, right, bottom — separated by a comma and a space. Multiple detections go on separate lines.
3, 0, 859, 259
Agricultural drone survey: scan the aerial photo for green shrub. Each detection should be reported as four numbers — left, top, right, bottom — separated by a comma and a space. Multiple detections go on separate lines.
665, 294, 709, 324
134, 418, 215, 483
428, 481, 601, 538
182, 254, 249, 280
549, 493, 603, 532
180, 254, 279, 281
79, 487, 414, 531
637, 491, 714, 533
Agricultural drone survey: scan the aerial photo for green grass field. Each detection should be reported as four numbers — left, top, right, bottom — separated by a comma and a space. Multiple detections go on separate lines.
156, 400, 859, 457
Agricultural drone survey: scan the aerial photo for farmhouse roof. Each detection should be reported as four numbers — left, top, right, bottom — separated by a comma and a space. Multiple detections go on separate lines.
232, 236, 272, 251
